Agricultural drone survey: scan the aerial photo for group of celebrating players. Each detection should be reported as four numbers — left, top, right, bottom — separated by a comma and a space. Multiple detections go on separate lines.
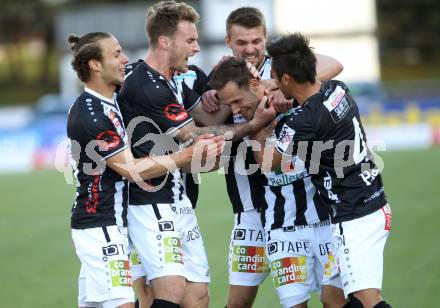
67, 1, 392, 308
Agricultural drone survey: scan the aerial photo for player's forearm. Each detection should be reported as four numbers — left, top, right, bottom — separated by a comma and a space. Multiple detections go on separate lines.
315, 53, 343, 81
136, 149, 192, 180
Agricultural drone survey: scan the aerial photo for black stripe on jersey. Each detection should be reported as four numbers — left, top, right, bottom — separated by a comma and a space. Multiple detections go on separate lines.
292, 180, 308, 225
225, 158, 245, 213
245, 148, 268, 210
269, 186, 285, 230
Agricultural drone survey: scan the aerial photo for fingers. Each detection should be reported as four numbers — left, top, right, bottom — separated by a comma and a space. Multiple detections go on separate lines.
201, 90, 220, 113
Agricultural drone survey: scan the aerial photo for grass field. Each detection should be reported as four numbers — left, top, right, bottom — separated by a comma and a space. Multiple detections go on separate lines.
1, 148, 440, 307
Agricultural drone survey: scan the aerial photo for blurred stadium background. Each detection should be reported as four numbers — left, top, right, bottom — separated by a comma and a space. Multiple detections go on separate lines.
0, 0, 439, 307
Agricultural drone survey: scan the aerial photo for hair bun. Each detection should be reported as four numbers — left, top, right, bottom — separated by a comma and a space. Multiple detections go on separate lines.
67, 34, 80, 51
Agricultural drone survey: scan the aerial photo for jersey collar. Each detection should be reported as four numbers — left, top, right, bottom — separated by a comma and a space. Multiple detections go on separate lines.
84, 87, 116, 105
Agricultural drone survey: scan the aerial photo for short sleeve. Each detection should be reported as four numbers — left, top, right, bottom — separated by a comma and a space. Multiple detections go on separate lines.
72, 112, 127, 161
137, 83, 194, 135
275, 109, 316, 157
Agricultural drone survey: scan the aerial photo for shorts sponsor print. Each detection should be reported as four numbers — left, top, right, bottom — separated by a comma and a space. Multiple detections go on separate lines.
163, 236, 183, 264
232, 245, 269, 273
271, 256, 307, 288
228, 210, 270, 286
109, 260, 132, 287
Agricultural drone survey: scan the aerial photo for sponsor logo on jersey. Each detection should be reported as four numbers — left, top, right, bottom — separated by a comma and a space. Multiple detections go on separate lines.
232, 245, 269, 273
96, 130, 120, 151
164, 237, 183, 264
164, 103, 188, 121
271, 256, 307, 287
277, 124, 296, 152
109, 260, 132, 287
323, 85, 351, 123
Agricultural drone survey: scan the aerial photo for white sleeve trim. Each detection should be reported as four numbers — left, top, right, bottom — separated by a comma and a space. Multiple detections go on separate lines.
165, 117, 194, 135
101, 145, 128, 161
186, 97, 201, 112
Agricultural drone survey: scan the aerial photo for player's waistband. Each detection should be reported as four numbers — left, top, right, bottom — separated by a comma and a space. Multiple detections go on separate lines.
282, 220, 330, 231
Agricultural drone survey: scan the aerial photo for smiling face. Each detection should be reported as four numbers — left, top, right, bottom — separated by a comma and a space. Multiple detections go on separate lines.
216, 79, 264, 120
169, 20, 200, 73
226, 25, 267, 68
98, 36, 128, 87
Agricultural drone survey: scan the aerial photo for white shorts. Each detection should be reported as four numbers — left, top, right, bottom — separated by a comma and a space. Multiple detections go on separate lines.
266, 221, 341, 308
72, 225, 135, 306
228, 209, 270, 286
128, 196, 210, 283
329, 204, 392, 297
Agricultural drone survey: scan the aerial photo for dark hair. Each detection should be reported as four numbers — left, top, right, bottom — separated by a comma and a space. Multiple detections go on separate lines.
267, 33, 316, 84
226, 7, 266, 36
146, 0, 199, 47
210, 57, 253, 91
67, 32, 111, 83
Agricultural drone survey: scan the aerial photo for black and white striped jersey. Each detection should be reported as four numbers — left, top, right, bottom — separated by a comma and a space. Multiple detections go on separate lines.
224, 56, 272, 213
261, 110, 330, 230
118, 60, 201, 205
67, 88, 128, 229
275, 80, 387, 223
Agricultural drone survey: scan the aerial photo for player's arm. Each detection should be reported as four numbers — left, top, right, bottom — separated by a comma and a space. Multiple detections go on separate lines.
315, 53, 343, 81
175, 96, 276, 143
106, 135, 224, 182
189, 99, 232, 126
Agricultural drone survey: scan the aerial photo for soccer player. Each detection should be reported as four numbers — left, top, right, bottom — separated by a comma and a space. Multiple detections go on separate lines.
210, 57, 346, 308
66, 31, 223, 308
255, 33, 392, 308
117, 2, 274, 308
127, 63, 210, 308
203, 7, 344, 308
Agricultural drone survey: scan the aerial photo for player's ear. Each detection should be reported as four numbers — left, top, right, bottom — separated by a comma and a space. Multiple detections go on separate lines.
249, 77, 260, 91
281, 73, 290, 86
158, 36, 169, 50
225, 35, 232, 49
88, 59, 102, 72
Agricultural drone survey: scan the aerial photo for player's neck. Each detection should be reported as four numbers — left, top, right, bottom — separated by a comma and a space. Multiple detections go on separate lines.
293, 80, 321, 106
145, 49, 174, 80
86, 78, 116, 100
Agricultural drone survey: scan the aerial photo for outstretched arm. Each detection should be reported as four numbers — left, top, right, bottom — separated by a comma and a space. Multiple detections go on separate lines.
106, 135, 224, 182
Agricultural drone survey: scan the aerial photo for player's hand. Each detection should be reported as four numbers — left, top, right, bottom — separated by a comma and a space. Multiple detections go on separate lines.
268, 89, 293, 113
249, 96, 276, 131
245, 60, 261, 80
192, 134, 225, 159
201, 90, 220, 113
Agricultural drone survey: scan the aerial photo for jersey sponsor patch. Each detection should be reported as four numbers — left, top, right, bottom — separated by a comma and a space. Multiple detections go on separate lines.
164, 103, 188, 122
96, 130, 121, 151
271, 256, 307, 287
323, 85, 352, 123
109, 260, 132, 287
231, 245, 269, 273
277, 124, 296, 153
